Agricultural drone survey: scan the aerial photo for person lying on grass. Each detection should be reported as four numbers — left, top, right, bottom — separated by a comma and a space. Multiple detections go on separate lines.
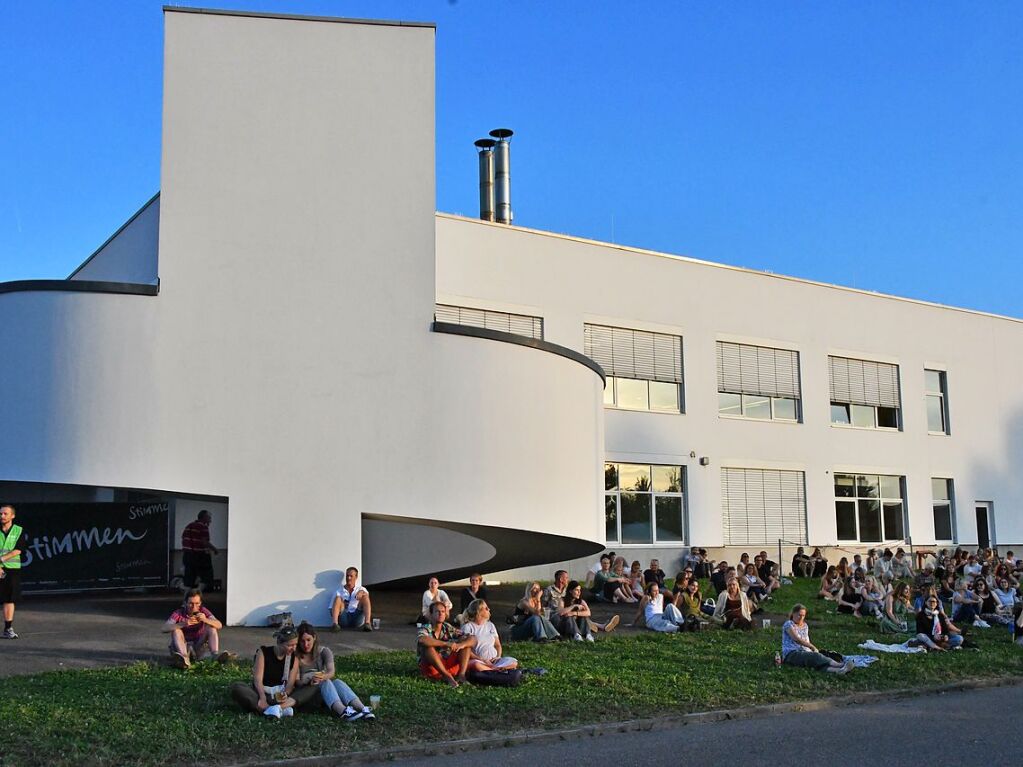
417, 601, 477, 688
511, 582, 561, 641
295, 622, 374, 721
229, 624, 302, 719
915, 595, 964, 651
781, 604, 854, 674
556, 580, 596, 642
713, 577, 754, 630
633, 581, 686, 632
461, 599, 518, 669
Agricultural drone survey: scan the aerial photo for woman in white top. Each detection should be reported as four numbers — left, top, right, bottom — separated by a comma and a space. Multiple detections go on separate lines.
633, 582, 685, 633
859, 576, 885, 618
419, 576, 453, 623
460, 599, 517, 669
782, 604, 853, 673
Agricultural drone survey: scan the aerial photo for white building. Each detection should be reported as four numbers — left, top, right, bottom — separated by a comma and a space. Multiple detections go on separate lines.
1, 8, 1020, 624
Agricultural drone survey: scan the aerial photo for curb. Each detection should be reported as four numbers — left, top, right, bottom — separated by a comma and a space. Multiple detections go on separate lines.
235, 675, 1023, 767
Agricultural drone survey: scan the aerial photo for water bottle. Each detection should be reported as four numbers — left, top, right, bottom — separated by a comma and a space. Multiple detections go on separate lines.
774, 651, 782, 668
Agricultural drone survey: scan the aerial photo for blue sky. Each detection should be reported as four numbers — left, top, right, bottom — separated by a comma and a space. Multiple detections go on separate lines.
2, 2, 1022, 316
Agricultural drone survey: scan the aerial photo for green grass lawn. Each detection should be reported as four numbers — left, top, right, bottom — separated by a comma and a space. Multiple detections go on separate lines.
1, 579, 1020, 766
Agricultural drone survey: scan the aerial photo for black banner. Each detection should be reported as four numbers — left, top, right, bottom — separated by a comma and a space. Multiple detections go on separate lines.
14, 501, 170, 592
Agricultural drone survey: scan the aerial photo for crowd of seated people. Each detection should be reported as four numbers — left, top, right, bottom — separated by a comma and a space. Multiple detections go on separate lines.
220, 544, 1023, 718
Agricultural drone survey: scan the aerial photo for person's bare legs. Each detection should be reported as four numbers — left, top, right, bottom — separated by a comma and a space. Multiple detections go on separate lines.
169, 628, 189, 664
193, 628, 220, 660
358, 592, 373, 629
2, 603, 13, 624
421, 646, 459, 687
330, 595, 343, 626
454, 646, 472, 684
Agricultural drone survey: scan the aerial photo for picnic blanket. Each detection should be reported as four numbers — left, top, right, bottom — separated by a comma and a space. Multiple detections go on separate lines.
841, 654, 879, 668
858, 639, 925, 654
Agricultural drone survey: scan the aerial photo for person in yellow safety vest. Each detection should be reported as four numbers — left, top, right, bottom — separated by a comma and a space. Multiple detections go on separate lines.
0, 504, 24, 639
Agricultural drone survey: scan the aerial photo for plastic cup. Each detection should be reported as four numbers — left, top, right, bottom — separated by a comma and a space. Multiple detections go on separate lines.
762, 618, 771, 629
369, 694, 381, 710
372, 618, 381, 630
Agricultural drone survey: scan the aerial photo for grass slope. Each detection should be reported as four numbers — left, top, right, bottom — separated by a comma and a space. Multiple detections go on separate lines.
1, 580, 1020, 766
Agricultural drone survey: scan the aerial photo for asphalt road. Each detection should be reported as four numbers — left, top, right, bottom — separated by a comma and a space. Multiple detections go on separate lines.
385, 684, 1022, 767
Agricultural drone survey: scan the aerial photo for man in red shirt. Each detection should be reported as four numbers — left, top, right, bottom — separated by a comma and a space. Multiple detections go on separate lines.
181, 509, 218, 589
162, 588, 233, 668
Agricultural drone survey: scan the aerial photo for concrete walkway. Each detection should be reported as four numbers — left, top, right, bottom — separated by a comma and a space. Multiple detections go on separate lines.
0, 585, 706, 677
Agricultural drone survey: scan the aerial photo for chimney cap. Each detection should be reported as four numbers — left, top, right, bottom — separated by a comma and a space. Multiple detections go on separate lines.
489, 128, 514, 140
474, 138, 496, 149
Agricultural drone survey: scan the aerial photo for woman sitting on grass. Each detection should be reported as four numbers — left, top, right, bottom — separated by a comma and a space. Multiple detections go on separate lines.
418, 576, 453, 624
915, 595, 964, 650
629, 560, 645, 600
742, 563, 770, 603
229, 624, 304, 719
836, 577, 863, 617
993, 578, 1021, 625
510, 582, 561, 641
461, 599, 518, 668
677, 577, 708, 619
952, 578, 986, 627
295, 623, 374, 720
878, 582, 913, 634
781, 604, 854, 673
974, 578, 1010, 626
556, 580, 595, 642
859, 576, 885, 618
713, 577, 753, 630
835, 557, 850, 579
818, 566, 842, 601
634, 582, 686, 633
610, 558, 639, 603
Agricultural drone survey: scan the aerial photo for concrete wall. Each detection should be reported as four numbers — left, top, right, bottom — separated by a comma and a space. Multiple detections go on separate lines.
0, 11, 605, 624
436, 214, 1023, 557
70, 195, 160, 284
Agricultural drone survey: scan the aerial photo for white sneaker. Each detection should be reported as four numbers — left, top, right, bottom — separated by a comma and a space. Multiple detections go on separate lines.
585, 634, 595, 643
281, 707, 294, 718
973, 619, 990, 628
573, 633, 584, 642
264, 705, 283, 719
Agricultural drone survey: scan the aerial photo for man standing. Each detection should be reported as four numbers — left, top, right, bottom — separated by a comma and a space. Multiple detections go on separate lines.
181, 509, 218, 589
330, 566, 373, 631
162, 588, 232, 668
0, 505, 23, 639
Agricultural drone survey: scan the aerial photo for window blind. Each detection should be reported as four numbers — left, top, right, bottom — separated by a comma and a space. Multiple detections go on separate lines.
583, 324, 683, 382
721, 467, 807, 546
828, 356, 900, 408
716, 341, 801, 398
435, 304, 543, 340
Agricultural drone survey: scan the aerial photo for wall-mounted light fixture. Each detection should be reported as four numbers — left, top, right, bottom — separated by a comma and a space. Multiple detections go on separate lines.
699, 457, 710, 466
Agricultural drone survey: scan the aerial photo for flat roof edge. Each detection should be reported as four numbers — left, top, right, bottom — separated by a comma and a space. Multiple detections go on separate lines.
436, 212, 1023, 326
162, 6, 436, 29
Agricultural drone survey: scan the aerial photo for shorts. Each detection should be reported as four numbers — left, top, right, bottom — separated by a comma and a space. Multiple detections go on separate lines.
0, 569, 21, 603
419, 653, 461, 680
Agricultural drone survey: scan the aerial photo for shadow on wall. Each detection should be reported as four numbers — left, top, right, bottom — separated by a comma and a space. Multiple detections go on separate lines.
967, 408, 1023, 548
239, 569, 342, 627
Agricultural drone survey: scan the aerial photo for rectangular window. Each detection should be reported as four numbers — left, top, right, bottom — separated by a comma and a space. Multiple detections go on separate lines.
721, 467, 807, 546
604, 462, 686, 544
932, 477, 955, 542
585, 324, 683, 414
435, 304, 543, 340
716, 341, 801, 422
828, 356, 901, 430
834, 473, 906, 542
925, 369, 949, 435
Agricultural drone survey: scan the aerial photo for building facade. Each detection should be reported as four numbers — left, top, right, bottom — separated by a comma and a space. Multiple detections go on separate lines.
0, 9, 1020, 623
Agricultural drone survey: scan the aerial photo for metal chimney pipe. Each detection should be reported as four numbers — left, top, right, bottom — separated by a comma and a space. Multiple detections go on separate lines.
490, 128, 513, 224
474, 138, 496, 222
